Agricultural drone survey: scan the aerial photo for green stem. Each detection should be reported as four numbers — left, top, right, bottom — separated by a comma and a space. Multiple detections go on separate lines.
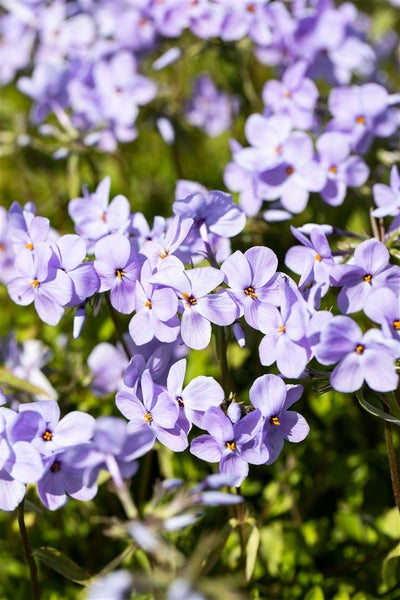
18, 498, 40, 600
234, 487, 247, 573
105, 295, 131, 361
384, 422, 400, 513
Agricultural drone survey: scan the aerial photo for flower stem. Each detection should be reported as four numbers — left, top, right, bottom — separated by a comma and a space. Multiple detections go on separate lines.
18, 498, 40, 600
384, 422, 400, 513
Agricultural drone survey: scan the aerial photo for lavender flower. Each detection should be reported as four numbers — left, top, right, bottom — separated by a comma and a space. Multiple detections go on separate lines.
330, 238, 400, 314
315, 315, 400, 393
94, 233, 142, 314
152, 264, 239, 350
249, 374, 309, 464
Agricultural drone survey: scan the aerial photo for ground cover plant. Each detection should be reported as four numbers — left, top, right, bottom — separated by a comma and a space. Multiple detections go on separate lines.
0, 0, 400, 598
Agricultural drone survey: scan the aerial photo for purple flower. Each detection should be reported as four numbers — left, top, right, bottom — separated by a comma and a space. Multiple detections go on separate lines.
285, 226, 335, 295
94, 233, 142, 314
67, 417, 155, 490
18, 400, 95, 456
139, 216, 194, 269
116, 370, 185, 452
87, 342, 129, 396
372, 166, 400, 232
249, 374, 309, 464
262, 60, 318, 129
315, 132, 369, 206
260, 131, 325, 214
0, 409, 44, 511
258, 277, 312, 378
327, 83, 399, 153
363, 288, 400, 343
68, 177, 130, 249
151, 264, 239, 350
221, 246, 279, 329
190, 406, 263, 487
7, 244, 73, 326
129, 260, 180, 345
8, 201, 50, 255
52, 234, 99, 304
157, 358, 225, 430
315, 315, 400, 393
330, 238, 400, 314
37, 448, 97, 511
172, 190, 246, 239
185, 74, 237, 137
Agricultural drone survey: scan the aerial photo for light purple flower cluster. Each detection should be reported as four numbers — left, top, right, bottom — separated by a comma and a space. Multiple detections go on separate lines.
2, 0, 389, 156
223, 72, 399, 219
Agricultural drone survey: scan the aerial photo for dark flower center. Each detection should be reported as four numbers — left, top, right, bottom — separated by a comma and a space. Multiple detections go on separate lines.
277, 325, 286, 334
176, 395, 184, 407
270, 416, 280, 426
50, 460, 61, 473
42, 429, 53, 442
30, 279, 40, 289
355, 344, 364, 355
393, 320, 400, 331
226, 441, 236, 451
115, 269, 125, 280
364, 274, 372, 284
182, 293, 197, 307
243, 285, 258, 299
145, 300, 152, 309
286, 165, 295, 175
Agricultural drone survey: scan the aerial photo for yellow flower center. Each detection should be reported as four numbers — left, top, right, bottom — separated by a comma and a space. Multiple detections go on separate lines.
144, 412, 153, 423
42, 429, 53, 442
270, 416, 280, 426
277, 325, 286, 334
226, 441, 236, 451
355, 344, 364, 355
30, 279, 40, 288
243, 285, 258, 300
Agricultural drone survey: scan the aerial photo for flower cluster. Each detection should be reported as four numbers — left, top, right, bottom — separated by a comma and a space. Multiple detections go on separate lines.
2, 0, 395, 158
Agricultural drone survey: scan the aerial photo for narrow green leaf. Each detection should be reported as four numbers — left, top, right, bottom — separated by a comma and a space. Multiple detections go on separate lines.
382, 542, 400, 590
33, 547, 92, 585
0, 367, 51, 397
356, 393, 400, 427
245, 525, 260, 582
304, 585, 324, 600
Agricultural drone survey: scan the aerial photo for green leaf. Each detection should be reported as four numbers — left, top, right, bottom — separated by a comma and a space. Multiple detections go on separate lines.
245, 525, 260, 582
304, 585, 324, 600
33, 547, 92, 585
355, 393, 400, 426
0, 367, 52, 397
382, 542, 400, 590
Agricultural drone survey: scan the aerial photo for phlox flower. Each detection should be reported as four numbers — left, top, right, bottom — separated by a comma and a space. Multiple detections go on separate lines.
7, 244, 73, 326
94, 233, 142, 314
18, 400, 95, 456
151, 264, 239, 350
285, 225, 335, 296
372, 165, 400, 232
0, 409, 44, 511
8, 201, 50, 255
157, 358, 225, 431
68, 177, 130, 249
330, 238, 400, 314
116, 370, 186, 452
249, 374, 309, 464
221, 246, 279, 329
129, 260, 180, 345
190, 406, 263, 487
37, 448, 97, 511
363, 288, 400, 343
87, 342, 129, 396
65, 417, 155, 490
51, 234, 99, 304
258, 277, 312, 378
315, 315, 400, 393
